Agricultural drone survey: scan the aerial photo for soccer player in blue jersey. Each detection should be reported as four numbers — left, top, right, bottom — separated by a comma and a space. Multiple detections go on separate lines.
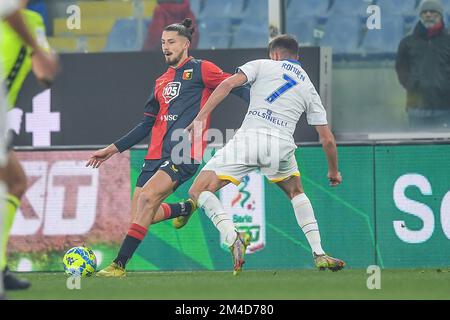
87, 18, 249, 277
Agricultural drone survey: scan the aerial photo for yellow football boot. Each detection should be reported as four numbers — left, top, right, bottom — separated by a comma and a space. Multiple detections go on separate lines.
96, 262, 126, 277
173, 199, 197, 229
229, 232, 251, 276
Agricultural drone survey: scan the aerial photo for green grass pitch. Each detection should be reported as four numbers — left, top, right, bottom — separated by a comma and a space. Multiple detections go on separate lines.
6, 269, 450, 300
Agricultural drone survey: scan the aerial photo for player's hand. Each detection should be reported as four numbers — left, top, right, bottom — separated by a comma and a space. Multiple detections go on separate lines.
86, 145, 118, 168
185, 121, 194, 141
185, 118, 206, 142
327, 171, 342, 187
31, 48, 60, 86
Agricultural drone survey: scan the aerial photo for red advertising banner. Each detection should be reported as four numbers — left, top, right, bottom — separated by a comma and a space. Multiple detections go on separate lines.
9, 151, 131, 257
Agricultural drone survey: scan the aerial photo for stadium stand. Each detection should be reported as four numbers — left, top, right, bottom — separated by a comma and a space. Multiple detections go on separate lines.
229, 0, 268, 48
48, 37, 78, 53
231, 23, 269, 48
286, 15, 325, 46
104, 18, 151, 52
375, 0, 418, 15
198, 0, 244, 19
197, 17, 233, 49
46, 0, 449, 54
49, 0, 157, 53
442, 0, 450, 11
320, 14, 364, 54
189, 0, 203, 17
360, 14, 404, 53
286, 0, 330, 16
240, 0, 268, 26
328, 0, 375, 16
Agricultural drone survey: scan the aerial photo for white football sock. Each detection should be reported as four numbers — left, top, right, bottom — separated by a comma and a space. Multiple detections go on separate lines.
198, 191, 237, 246
291, 193, 325, 256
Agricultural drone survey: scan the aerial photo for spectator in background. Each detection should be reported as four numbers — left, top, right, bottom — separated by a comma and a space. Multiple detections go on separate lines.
396, 0, 450, 130
143, 0, 199, 51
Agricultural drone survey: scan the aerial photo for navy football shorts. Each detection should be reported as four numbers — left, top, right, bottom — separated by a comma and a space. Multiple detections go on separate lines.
136, 158, 200, 190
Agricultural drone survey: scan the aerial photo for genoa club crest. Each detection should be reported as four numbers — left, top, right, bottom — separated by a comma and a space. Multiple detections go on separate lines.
182, 69, 193, 80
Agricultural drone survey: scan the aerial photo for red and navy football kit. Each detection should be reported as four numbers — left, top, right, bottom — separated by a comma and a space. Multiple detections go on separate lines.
114, 57, 249, 188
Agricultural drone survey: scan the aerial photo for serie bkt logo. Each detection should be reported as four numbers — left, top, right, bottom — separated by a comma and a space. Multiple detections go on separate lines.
11, 160, 99, 236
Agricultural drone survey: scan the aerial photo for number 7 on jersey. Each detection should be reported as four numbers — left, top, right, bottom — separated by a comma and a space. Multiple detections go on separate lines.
265, 74, 298, 103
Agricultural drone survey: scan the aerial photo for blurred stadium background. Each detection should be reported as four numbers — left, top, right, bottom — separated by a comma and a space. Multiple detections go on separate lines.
5, 0, 450, 298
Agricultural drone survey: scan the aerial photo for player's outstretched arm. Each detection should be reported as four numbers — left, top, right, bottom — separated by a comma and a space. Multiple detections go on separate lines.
186, 71, 248, 139
86, 144, 119, 168
315, 125, 342, 187
86, 89, 158, 169
86, 113, 156, 168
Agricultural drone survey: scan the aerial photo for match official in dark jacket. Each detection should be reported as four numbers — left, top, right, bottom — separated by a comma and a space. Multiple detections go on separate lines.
396, 0, 450, 130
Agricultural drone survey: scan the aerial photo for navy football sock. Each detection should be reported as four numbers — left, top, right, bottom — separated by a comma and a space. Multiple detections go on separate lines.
114, 223, 147, 267
161, 200, 194, 219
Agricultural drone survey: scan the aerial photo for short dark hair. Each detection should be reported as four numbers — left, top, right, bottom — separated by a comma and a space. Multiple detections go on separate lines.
163, 18, 195, 42
268, 34, 299, 56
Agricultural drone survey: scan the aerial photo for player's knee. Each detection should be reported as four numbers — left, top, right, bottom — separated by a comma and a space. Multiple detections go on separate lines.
288, 190, 304, 200
137, 190, 158, 208
189, 177, 210, 201
286, 185, 304, 200
189, 183, 214, 203
188, 185, 201, 202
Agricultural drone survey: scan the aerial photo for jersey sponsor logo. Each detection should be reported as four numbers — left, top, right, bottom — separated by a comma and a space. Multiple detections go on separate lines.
182, 69, 193, 80
247, 109, 289, 127
160, 114, 179, 121
162, 82, 181, 104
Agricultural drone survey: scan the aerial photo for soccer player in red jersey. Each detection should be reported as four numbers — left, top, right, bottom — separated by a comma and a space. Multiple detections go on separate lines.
87, 18, 249, 276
